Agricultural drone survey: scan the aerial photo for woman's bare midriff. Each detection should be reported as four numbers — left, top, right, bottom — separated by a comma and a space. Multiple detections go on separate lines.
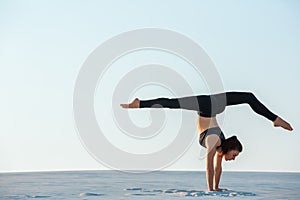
197, 116, 219, 133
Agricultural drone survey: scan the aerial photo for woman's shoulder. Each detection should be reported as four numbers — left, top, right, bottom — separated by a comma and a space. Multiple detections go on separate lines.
205, 134, 222, 149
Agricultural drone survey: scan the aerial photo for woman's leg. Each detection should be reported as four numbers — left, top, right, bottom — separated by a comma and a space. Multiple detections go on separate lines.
120, 96, 206, 112
224, 92, 293, 131
139, 96, 204, 111
225, 92, 278, 121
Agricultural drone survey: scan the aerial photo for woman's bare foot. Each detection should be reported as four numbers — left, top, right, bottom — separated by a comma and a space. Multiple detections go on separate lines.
120, 98, 140, 108
273, 116, 293, 131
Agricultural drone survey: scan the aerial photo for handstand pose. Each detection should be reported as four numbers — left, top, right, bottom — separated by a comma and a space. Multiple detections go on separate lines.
120, 91, 293, 191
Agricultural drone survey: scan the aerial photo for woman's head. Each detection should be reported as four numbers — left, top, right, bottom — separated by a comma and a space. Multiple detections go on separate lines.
217, 136, 243, 161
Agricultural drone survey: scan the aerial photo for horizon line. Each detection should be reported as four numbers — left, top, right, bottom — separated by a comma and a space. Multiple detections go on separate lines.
1, 168, 299, 174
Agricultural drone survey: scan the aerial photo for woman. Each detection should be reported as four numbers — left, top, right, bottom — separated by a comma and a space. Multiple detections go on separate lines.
120, 91, 293, 191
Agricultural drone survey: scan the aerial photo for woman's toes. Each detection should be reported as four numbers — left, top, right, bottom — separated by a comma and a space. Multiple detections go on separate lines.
120, 104, 129, 108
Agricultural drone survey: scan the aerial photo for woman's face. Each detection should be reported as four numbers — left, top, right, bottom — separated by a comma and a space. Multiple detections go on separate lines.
224, 150, 240, 161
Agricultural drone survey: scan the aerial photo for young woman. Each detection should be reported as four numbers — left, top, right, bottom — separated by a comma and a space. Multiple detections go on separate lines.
120, 91, 293, 191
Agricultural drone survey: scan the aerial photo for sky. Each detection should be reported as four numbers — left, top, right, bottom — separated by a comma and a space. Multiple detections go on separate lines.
0, 0, 299, 173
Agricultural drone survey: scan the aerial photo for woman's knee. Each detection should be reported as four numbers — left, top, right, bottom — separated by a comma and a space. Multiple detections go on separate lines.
245, 92, 257, 104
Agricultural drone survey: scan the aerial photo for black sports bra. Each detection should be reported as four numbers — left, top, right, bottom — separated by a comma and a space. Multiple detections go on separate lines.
199, 127, 226, 148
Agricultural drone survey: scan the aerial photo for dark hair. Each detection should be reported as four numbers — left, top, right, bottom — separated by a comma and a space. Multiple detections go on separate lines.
217, 136, 243, 154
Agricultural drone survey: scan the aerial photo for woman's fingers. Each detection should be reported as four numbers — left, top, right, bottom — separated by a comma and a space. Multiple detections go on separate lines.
214, 188, 228, 192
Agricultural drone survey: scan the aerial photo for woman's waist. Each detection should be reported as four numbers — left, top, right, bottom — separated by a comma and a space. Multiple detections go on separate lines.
197, 116, 219, 132
199, 126, 221, 135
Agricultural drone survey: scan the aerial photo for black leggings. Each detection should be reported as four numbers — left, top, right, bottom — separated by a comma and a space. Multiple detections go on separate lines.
139, 91, 278, 121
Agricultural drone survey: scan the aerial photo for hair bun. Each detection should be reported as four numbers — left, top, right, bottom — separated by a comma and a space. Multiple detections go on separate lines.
229, 135, 237, 140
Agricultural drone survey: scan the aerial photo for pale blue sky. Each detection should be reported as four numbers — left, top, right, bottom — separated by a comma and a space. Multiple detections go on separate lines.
0, 0, 299, 172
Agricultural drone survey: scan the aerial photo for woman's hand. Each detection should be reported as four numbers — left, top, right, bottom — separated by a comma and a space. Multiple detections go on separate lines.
207, 188, 227, 192
213, 188, 228, 192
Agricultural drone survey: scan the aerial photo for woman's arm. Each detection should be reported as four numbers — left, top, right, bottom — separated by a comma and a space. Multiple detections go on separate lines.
214, 153, 223, 190
205, 135, 220, 191
206, 149, 215, 191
